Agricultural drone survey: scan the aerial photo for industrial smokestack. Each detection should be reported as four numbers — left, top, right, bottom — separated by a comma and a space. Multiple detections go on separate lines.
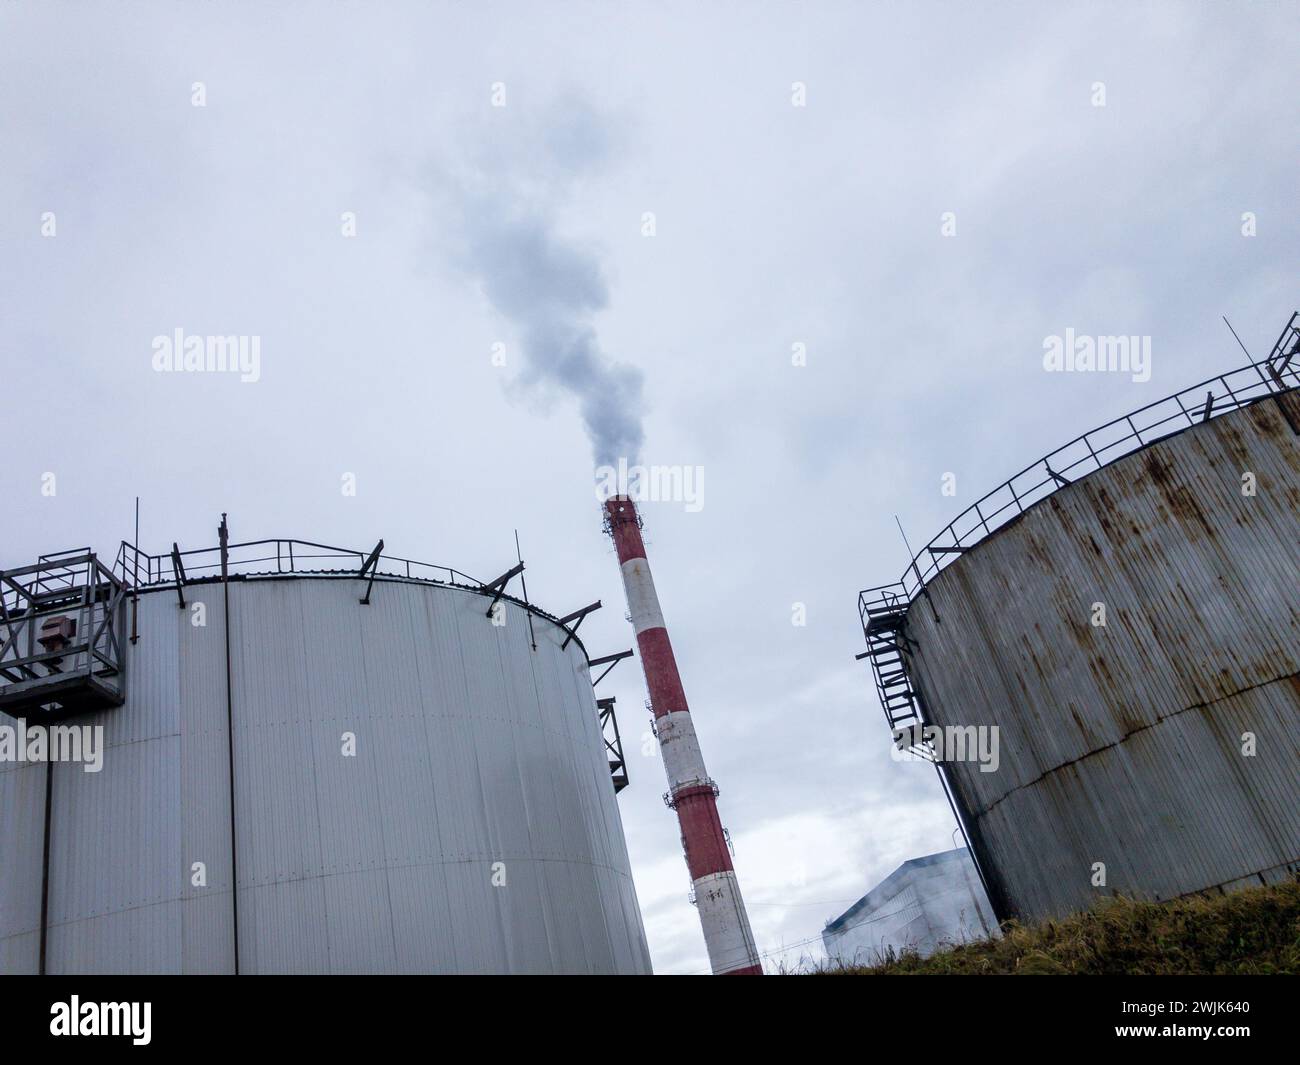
604, 495, 762, 975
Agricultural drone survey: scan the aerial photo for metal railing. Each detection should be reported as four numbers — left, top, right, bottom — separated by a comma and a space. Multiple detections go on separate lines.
113, 537, 480, 591
860, 347, 1300, 614
0, 548, 95, 608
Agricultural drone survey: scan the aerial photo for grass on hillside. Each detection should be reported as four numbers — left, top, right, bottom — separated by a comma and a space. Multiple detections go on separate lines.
818, 880, 1300, 975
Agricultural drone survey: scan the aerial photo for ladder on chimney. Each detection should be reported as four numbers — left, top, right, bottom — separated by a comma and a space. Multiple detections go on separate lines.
859, 584, 932, 759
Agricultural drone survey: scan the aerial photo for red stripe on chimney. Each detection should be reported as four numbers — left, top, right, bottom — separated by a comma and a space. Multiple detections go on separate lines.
633, 627, 687, 720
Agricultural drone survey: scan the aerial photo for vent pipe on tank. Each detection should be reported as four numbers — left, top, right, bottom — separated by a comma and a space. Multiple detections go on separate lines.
603, 495, 762, 975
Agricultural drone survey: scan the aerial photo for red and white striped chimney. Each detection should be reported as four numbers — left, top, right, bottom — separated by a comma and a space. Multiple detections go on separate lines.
604, 495, 762, 975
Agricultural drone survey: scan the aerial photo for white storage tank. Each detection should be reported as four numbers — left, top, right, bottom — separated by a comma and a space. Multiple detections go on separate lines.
0, 538, 651, 974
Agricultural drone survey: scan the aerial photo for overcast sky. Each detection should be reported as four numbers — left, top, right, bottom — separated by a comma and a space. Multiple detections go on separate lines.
2, 1, 1296, 973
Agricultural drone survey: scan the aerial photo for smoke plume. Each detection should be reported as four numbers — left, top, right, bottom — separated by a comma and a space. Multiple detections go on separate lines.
439, 99, 645, 468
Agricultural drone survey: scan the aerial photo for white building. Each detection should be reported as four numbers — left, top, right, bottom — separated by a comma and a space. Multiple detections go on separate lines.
822, 848, 996, 966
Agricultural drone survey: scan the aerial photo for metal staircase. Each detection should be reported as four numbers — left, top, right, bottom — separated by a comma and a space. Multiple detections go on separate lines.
858, 582, 932, 759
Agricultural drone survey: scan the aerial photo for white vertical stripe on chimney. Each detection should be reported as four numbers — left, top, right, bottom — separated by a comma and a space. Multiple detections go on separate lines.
619, 557, 665, 634
657, 710, 709, 792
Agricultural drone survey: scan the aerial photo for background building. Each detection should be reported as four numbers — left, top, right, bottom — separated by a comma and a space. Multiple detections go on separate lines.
823, 848, 996, 965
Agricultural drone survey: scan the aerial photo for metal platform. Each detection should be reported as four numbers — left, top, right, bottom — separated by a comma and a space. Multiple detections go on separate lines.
0, 550, 127, 722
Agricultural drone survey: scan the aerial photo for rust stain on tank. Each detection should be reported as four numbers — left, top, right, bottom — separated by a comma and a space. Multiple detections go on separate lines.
1141, 450, 1220, 541
898, 390, 1300, 923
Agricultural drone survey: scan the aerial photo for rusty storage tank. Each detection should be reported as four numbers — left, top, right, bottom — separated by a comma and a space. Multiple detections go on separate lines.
0, 534, 650, 974
859, 319, 1300, 922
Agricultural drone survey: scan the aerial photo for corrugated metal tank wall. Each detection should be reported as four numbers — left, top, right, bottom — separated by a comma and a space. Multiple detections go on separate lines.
903, 393, 1300, 921
0, 576, 651, 974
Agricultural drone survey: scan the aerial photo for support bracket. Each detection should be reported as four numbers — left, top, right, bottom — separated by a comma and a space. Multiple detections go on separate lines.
171, 543, 188, 609
481, 562, 525, 619
595, 695, 629, 793
558, 600, 602, 649
588, 648, 633, 687
358, 539, 384, 605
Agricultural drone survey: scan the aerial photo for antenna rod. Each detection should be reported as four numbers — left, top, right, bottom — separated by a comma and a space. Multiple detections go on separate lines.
895, 515, 940, 624
1223, 315, 1275, 392
514, 530, 537, 651
894, 514, 917, 561
1222, 315, 1253, 363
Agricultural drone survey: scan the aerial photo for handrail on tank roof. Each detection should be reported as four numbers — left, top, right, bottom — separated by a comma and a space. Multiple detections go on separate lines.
114, 537, 481, 590
859, 341, 1300, 624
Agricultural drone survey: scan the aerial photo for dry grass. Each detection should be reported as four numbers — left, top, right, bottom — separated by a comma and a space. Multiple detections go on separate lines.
818, 879, 1300, 975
